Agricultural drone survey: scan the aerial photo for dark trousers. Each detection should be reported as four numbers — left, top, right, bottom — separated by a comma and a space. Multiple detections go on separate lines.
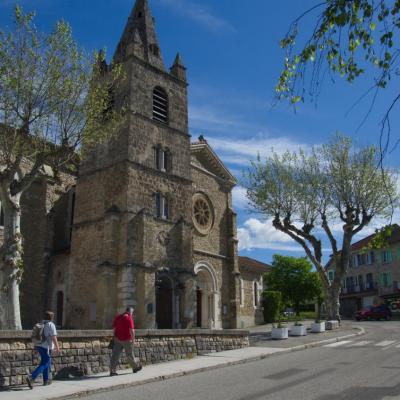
31, 346, 52, 382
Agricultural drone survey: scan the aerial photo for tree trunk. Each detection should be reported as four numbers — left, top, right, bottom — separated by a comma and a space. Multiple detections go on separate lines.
0, 194, 23, 330
324, 284, 341, 321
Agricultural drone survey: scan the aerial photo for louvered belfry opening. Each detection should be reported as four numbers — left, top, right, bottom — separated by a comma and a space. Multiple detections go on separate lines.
153, 87, 168, 123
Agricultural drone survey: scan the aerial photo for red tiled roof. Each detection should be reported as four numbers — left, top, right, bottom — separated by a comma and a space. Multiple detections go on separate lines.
239, 256, 272, 273
350, 224, 400, 251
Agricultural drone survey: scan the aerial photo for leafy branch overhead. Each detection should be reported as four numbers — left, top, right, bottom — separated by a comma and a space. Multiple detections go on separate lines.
276, 0, 400, 153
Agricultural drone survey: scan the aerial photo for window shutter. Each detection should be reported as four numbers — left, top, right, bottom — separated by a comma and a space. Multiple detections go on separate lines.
387, 272, 393, 287
153, 87, 168, 123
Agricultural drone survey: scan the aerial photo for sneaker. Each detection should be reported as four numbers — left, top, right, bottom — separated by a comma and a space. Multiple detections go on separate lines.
133, 365, 142, 373
43, 380, 52, 386
110, 372, 118, 377
26, 377, 33, 390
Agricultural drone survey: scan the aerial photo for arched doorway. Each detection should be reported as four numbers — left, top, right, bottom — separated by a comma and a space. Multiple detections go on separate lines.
156, 275, 173, 329
194, 262, 220, 329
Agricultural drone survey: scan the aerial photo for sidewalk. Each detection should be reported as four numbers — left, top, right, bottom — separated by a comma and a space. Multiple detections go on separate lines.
0, 322, 364, 400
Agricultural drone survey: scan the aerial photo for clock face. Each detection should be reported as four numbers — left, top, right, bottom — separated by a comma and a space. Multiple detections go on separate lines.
192, 193, 214, 235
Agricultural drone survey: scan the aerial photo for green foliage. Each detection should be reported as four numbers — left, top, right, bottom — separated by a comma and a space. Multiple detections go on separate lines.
363, 225, 394, 250
265, 255, 323, 314
0, 6, 125, 193
244, 134, 398, 319
262, 290, 282, 324
275, 0, 400, 124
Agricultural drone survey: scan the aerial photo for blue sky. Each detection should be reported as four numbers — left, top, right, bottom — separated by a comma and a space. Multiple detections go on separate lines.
1, 0, 399, 265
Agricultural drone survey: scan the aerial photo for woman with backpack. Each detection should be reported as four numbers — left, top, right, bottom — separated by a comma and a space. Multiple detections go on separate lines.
26, 310, 60, 389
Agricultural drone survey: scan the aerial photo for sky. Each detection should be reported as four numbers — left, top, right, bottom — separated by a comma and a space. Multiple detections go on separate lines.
1, 0, 399, 265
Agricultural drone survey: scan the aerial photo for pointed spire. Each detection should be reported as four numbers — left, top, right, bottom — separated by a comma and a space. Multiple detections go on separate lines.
114, 0, 164, 69
170, 53, 187, 81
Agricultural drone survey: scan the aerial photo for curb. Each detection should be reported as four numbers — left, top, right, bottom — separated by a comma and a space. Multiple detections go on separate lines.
42, 327, 366, 400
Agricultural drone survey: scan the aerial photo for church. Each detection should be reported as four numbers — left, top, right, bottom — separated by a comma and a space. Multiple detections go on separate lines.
0, 0, 270, 330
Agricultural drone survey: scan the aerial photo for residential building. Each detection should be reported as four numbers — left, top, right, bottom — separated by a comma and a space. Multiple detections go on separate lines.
326, 224, 400, 317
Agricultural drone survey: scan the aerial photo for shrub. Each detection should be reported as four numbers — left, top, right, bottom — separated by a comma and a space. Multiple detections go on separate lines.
262, 291, 282, 323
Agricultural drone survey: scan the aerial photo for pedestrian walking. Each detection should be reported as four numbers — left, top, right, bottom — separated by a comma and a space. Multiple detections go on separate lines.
26, 311, 60, 389
110, 306, 142, 376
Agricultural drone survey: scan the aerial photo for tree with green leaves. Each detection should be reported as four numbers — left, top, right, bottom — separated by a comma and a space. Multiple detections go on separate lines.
0, 7, 124, 329
276, 0, 400, 157
245, 134, 398, 320
265, 255, 323, 316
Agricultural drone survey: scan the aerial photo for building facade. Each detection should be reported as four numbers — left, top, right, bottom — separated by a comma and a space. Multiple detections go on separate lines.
326, 224, 400, 317
0, 0, 267, 330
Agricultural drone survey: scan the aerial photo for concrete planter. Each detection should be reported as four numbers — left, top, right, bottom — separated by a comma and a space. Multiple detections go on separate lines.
326, 320, 339, 330
290, 325, 307, 336
311, 322, 326, 333
271, 327, 289, 340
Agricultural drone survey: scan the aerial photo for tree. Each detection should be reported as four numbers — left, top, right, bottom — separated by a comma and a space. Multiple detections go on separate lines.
276, 0, 400, 157
265, 255, 323, 315
0, 7, 124, 329
245, 134, 398, 320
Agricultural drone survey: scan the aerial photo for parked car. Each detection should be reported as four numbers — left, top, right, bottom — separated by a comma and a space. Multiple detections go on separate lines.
355, 305, 392, 321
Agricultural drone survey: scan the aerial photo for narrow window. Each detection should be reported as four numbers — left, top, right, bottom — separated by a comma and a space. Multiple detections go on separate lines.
370, 251, 375, 264
153, 87, 168, 123
239, 278, 244, 307
56, 291, 64, 328
253, 281, 258, 308
0, 200, 4, 227
155, 193, 169, 220
154, 146, 171, 172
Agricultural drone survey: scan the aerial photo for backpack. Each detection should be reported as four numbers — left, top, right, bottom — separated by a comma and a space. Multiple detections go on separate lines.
31, 322, 48, 345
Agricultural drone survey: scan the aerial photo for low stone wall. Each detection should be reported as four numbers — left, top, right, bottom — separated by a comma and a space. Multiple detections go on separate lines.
0, 329, 249, 387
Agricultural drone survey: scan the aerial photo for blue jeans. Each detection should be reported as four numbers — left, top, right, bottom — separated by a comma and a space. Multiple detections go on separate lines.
31, 346, 52, 382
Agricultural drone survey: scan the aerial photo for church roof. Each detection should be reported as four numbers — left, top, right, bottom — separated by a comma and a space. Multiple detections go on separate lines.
191, 137, 237, 185
239, 256, 272, 273
114, 0, 165, 69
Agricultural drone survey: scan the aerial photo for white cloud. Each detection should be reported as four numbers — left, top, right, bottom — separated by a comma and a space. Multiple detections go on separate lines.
157, 0, 235, 33
238, 218, 303, 252
232, 186, 248, 210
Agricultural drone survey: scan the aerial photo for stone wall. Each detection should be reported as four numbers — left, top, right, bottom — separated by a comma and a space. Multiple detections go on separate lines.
0, 329, 249, 387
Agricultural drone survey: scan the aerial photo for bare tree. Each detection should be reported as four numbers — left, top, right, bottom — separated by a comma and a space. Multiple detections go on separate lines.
0, 7, 124, 329
245, 135, 398, 320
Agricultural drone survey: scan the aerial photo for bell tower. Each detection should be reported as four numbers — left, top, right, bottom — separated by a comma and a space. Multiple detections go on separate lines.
66, 0, 195, 329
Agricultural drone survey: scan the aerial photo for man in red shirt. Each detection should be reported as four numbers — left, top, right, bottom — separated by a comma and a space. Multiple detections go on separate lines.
110, 307, 142, 376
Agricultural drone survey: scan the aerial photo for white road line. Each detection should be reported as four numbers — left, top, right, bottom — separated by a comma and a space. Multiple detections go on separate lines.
323, 341, 353, 348
347, 341, 372, 347
375, 340, 396, 347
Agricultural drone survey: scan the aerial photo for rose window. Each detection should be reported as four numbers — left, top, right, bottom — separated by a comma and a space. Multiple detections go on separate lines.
193, 194, 214, 235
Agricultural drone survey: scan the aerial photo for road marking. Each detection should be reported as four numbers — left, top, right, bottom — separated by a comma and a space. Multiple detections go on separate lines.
323, 341, 353, 347
375, 340, 396, 347
348, 340, 372, 347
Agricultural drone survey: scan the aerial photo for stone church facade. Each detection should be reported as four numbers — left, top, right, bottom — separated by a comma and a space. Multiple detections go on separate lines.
0, 0, 267, 330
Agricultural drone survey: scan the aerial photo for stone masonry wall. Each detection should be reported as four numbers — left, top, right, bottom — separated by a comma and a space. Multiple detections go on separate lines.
0, 329, 249, 387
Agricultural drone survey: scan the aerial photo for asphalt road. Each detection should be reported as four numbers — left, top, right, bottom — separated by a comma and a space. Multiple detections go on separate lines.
83, 321, 400, 400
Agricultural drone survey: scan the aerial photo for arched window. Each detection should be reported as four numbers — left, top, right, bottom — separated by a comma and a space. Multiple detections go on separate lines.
153, 87, 168, 123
